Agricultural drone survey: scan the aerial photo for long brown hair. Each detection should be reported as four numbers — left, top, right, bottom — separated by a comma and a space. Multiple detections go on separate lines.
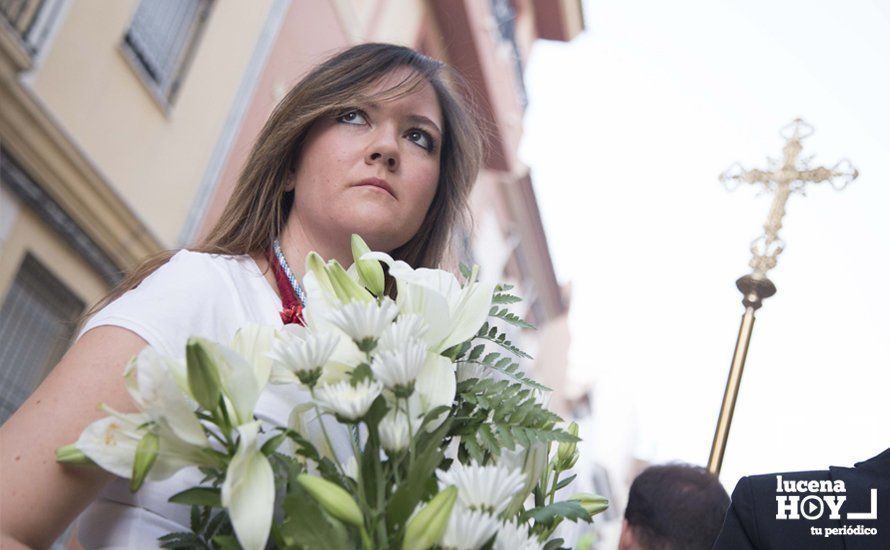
83, 43, 484, 319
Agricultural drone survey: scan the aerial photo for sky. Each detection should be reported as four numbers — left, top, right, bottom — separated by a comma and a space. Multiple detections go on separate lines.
520, 0, 890, 489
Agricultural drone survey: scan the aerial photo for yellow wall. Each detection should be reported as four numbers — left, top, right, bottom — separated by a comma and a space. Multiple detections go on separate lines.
29, 0, 274, 246
0, 205, 107, 314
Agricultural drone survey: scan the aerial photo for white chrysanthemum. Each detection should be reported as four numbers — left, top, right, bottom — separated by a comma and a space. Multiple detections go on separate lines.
327, 298, 398, 345
441, 506, 499, 550
377, 314, 429, 351
378, 409, 418, 453
494, 518, 541, 550
437, 461, 526, 516
269, 330, 339, 377
313, 379, 383, 421
370, 339, 427, 390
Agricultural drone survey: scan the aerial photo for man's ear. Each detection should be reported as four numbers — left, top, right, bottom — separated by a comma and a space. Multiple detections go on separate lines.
618, 519, 638, 550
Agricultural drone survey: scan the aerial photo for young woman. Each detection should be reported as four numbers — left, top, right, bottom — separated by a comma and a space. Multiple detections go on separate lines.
0, 42, 483, 548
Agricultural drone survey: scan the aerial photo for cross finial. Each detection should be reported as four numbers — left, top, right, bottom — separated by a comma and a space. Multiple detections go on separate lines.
719, 118, 858, 276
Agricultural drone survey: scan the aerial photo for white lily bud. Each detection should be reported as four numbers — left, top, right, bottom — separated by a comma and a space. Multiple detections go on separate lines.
351, 234, 385, 297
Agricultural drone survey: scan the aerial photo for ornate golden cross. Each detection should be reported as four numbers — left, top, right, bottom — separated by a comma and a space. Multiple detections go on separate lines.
719, 118, 858, 276
707, 119, 858, 475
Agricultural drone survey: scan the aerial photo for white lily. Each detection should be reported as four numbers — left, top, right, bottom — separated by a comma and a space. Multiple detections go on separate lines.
441, 506, 499, 550
75, 405, 215, 482
497, 441, 549, 515
230, 324, 276, 392
343, 455, 360, 481
313, 379, 383, 421
123, 347, 208, 447
408, 352, 457, 429
437, 461, 526, 516
200, 338, 269, 426
456, 361, 488, 383
222, 421, 274, 550
361, 252, 495, 353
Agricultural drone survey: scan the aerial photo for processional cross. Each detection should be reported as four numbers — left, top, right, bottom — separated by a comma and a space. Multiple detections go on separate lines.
707, 119, 858, 475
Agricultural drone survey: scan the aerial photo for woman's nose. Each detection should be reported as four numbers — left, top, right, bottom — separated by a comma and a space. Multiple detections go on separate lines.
368, 151, 397, 170
365, 130, 399, 170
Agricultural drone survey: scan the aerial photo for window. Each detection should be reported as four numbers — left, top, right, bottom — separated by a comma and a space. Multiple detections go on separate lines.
122, 0, 213, 107
0, 0, 65, 58
0, 253, 84, 424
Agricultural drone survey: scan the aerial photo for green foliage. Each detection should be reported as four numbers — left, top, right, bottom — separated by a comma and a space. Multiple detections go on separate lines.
453, 377, 574, 463
279, 484, 351, 549
555, 473, 577, 491
460, 351, 549, 391
386, 414, 452, 535
158, 506, 233, 549
489, 306, 535, 330
491, 292, 522, 305
474, 321, 533, 360
522, 500, 592, 524
169, 487, 221, 508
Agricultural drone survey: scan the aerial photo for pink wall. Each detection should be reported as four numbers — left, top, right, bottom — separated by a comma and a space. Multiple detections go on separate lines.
197, 1, 351, 240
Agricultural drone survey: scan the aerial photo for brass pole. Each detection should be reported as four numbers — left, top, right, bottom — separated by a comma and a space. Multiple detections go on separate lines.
707, 274, 776, 475
712, 119, 856, 475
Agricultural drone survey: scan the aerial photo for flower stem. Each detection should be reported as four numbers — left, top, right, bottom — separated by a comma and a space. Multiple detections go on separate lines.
309, 389, 347, 479
549, 469, 560, 506
402, 398, 415, 472
360, 526, 373, 550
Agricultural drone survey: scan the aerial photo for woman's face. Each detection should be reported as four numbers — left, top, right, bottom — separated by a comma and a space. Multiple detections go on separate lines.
289, 67, 443, 253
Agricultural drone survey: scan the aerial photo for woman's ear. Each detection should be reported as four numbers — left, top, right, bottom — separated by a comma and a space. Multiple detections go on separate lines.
284, 176, 296, 192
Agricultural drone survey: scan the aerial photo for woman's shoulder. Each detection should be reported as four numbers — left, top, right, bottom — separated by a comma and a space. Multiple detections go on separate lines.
152, 249, 262, 288
165, 248, 249, 272
77, 250, 262, 357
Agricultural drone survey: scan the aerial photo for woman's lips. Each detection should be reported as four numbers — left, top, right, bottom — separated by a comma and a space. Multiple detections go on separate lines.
354, 177, 396, 198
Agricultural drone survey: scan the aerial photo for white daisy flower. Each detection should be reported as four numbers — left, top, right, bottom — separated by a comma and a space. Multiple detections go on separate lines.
378, 409, 418, 453
441, 506, 499, 550
327, 298, 398, 348
370, 339, 427, 392
494, 518, 541, 550
313, 379, 383, 421
268, 330, 339, 386
377, 314, 429, 351
437, 461, 526, 516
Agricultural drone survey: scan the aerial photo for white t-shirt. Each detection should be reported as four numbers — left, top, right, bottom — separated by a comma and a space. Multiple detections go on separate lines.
72, 250, 349, 548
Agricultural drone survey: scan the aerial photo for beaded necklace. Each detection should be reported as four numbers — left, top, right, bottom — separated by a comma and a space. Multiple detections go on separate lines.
266, 239, 306, 325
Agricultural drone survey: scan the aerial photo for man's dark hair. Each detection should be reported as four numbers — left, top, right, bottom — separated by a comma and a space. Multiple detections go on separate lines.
624, 464, 730, 550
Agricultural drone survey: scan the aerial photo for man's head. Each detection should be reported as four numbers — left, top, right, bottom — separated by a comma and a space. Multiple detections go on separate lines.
619, 464, 730, 550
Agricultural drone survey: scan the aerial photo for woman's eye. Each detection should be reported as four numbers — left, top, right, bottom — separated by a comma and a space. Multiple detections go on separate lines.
406, 129, 434, 151
337, 110, 367, 125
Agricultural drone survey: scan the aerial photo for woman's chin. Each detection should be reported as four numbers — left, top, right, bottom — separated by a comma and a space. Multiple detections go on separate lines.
333, 213, 402, 250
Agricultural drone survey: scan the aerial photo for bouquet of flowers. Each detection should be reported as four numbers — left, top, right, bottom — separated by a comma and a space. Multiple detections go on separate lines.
57, 235, 608, 549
